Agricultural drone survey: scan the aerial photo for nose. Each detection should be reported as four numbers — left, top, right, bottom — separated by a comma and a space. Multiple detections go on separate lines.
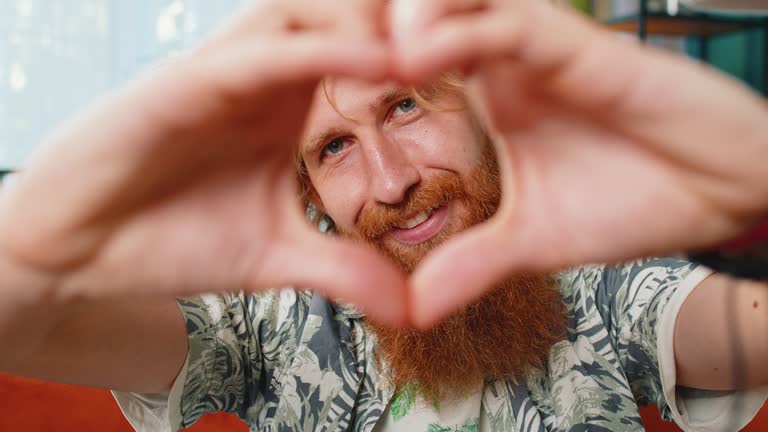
364, 134, 420, 205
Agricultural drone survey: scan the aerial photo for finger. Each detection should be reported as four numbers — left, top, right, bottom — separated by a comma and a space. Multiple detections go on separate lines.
408, 218, 546, 329
394, 1, 601, 83
248, 172, 410, 327
394, 10, 521, 83
216, 0, 388, 41
198, 34, 393, 94
281, 0, 388, 38
389, 0, 487, 47
254, 228, 410, 327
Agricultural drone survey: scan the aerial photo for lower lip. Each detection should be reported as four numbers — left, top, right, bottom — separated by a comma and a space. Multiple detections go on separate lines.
388, 205, 449, 245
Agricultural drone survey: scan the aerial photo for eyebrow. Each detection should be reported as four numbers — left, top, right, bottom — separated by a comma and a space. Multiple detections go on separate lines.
369, 87, 410, 113
304, 128, 347, 157
303, 87, 412, 158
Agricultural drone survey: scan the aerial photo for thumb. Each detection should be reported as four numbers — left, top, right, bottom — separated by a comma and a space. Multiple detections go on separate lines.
409, 217, 544, 328
253, 227, 410, 327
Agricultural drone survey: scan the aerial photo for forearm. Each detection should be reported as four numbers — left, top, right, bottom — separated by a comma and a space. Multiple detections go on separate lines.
0, 252, 66, 372
13, 297, 189, 393
0, 173, 67, 370
0, 251, 188, 392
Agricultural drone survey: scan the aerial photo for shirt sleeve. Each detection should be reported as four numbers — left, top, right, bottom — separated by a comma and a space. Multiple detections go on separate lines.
112, 290, 303, 431
596, 258, 768, 432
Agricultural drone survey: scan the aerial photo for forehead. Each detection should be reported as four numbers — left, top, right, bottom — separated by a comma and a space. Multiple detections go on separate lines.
302, 79, 408, 145
313, 78, 406, 117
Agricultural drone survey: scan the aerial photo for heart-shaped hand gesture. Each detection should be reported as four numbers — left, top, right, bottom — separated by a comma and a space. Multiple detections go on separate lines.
1, 0, 766, 329
391, 0, 768, 326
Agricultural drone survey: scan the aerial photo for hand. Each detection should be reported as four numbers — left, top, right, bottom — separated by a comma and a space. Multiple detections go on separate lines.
0, 0, 409, 325
391, 0, 768, 326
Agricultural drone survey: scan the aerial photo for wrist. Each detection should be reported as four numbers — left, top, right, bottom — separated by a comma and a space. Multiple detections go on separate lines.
0, 247, 70, 373
688, 218, 768, 280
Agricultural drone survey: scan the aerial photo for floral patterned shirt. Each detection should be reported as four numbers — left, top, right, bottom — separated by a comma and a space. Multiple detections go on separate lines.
113, 258, 768, 432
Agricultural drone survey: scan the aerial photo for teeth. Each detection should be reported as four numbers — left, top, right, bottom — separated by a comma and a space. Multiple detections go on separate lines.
396, 211, 430, 230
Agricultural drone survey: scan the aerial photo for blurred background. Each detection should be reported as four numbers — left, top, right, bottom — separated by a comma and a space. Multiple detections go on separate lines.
0, 0, 251, 169
0, 0, 766, 170
566, 0, 767, 97
0, 0, 767, 431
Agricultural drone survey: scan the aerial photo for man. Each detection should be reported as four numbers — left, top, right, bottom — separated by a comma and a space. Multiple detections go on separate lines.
0, 0, 767, 431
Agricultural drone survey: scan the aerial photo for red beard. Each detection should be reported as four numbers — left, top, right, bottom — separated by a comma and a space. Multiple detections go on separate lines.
351, 146, 566, 400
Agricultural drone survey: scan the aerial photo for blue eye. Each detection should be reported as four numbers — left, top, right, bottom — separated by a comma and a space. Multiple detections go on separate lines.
397, 98, 417, 113
322, 138, 345, 157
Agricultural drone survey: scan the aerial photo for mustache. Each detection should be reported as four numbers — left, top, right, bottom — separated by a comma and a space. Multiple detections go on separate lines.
356, 173, 466, 240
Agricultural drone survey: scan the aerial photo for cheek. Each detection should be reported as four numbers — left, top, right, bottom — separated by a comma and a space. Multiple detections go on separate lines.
395, 111, 487, 174
310, 167, 367, 233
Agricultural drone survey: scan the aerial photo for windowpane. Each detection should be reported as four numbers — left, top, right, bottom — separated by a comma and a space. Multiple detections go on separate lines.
0, 0, 250, 168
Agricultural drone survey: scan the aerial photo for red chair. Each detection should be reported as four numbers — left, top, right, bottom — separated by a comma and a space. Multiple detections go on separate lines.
1, 374, 766, 431
0, 374, 246, 432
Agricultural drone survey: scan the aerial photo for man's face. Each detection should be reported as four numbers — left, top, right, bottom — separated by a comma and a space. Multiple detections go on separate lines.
301, 78, 491, 269
300, 78, 565, 401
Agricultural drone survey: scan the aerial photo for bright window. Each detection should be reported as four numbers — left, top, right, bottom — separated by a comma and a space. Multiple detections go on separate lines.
0, 0, 250, 168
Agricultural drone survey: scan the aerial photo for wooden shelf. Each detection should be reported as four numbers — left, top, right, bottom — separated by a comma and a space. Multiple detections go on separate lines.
603, 12, 767, 37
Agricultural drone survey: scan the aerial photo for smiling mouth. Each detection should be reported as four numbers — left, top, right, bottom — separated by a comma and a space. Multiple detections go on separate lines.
395, 208, 437, 230
388, 204, 450, 245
